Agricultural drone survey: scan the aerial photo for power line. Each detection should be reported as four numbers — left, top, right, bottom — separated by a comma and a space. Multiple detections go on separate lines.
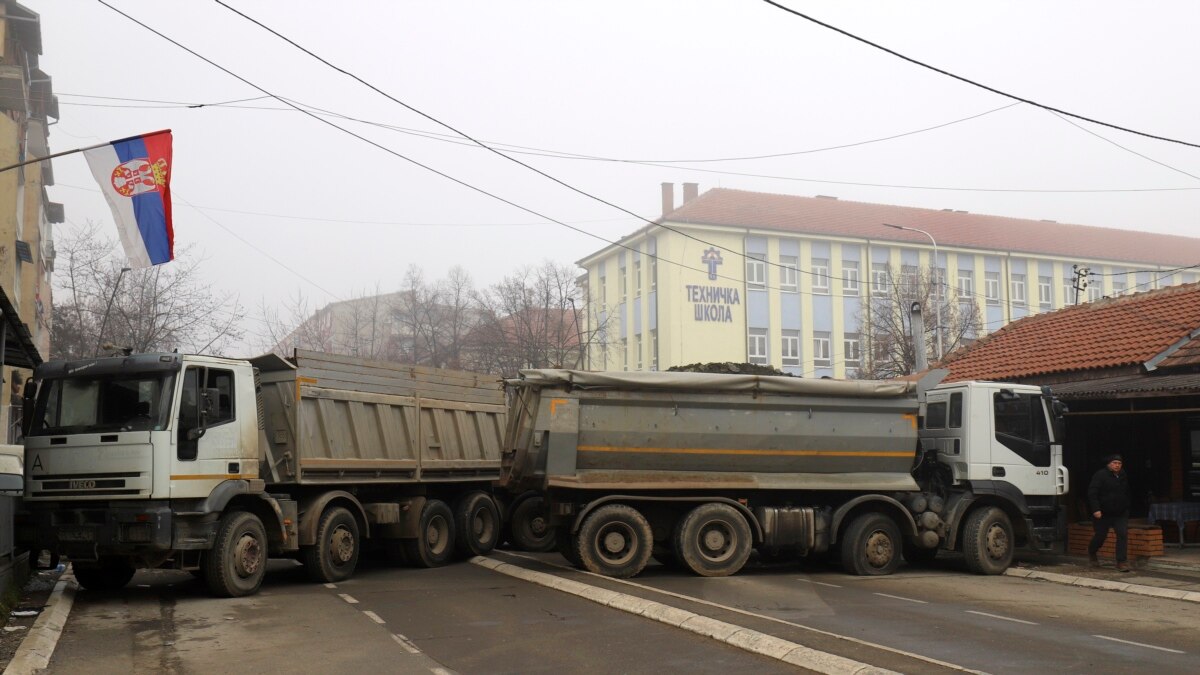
1046, 110, 1200, 182
760, 0, 1200, 150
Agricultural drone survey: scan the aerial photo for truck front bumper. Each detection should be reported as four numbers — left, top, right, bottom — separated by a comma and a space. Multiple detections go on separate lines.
25, 501, 218, 558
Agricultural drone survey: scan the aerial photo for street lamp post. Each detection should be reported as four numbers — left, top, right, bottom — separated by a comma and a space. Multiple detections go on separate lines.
884, 224, 942, 361
94, 267, 131, 357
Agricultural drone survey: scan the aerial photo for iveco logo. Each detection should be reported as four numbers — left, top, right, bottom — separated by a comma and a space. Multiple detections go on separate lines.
69, 480, 97, 490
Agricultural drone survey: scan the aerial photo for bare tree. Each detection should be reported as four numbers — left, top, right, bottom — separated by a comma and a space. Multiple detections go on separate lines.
467, 262, 584, 376
856, 263, 981, 379
51, 221, 245, 359
257, 290, 336, 356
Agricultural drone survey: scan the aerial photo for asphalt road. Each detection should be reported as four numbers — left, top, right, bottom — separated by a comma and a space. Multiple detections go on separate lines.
43, 552, 1200, 674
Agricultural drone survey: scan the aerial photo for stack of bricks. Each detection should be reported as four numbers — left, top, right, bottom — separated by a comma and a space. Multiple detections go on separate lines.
1067, 522, 1164, 558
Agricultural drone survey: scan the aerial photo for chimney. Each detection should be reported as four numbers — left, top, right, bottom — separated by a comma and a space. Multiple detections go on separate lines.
661, 182, 674, 217
682, 182, 699, 203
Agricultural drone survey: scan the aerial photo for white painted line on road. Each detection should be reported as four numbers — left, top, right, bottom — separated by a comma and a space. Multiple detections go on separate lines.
965, 610, 1038, 626
484, 553, 988, 675
363, 610, 386, 625
429, 669, 454, 675
873, 593, 927, 604
798, 578, 842, 588
338, 593, 359, 604
473, 556, 898, 675
1093, 635, 1185, 654
324, 583, 337, 589
392, 634, 422, 654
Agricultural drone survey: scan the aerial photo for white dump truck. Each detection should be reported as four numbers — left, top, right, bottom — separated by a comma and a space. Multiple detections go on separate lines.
499, 368, 1068, 578
18, 350, 537, 597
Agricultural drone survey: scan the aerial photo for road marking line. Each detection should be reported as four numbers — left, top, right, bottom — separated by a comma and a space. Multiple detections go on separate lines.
485, 552, 985, 674
965, 610, 1037, 625
339, 593, 359, 604
873, 592, 927, 604
363, 610, 386, 624
798, 578, 842, 588
430, 669, 454, 675
393, 634, 422, 654
1093, 635, 1185, 654
324, 583, 337, 589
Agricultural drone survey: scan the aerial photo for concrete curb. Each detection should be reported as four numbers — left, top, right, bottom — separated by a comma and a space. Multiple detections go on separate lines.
1005, 567, 1200, 603
471, 556, 897, 675
4, 569, 77, 675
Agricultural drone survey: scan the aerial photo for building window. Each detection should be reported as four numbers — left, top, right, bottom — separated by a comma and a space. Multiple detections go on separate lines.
985, 272, 1001, 305
812, 258, 830, 294
843, 261, 860, 293
634, 259, 642, 297
598, 274, 607, 308
871, 263, 889, 296
649, 256, 657, 292
781, 330, 800, 367
931, 267, 946, 301
1063, 276, 1076, 305
844, 333, 861, 366
649, 329, 658, 371
1011, 274, 1026, 305
619, 265, 627, 302
746, 255, 766, 290
958, 271, 974, 300
1088, 283, 1102, 302
1112, 279, 1127, 296
900, 265, 919, 298
620, 338, 627, 370
748, 328, 768, 364
813, 332, 832, 367
635, 334, 643, 370
780, 255, 799, 293
1038, 276, 1053, 306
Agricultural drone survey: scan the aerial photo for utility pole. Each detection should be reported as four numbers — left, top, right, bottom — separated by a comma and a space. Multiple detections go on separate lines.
1072, 265, 1090, 305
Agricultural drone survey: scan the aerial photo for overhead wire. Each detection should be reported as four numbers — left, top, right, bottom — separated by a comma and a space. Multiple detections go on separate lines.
760, 0, 1200, 150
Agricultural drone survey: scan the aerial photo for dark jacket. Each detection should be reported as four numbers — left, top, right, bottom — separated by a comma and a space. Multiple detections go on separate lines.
1087, 467, 1130, 517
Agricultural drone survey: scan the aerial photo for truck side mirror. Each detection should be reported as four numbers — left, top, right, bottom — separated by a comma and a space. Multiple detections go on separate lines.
20, 380, 36, 438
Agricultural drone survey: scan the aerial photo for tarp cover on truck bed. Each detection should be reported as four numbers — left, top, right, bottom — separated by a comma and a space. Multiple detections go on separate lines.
511, 369, 918, 397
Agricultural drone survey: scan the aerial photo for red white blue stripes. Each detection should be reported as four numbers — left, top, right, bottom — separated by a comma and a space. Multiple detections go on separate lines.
83, 130, 174, 267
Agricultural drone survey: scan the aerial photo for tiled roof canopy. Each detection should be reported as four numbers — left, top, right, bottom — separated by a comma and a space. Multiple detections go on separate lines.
940, 282, 1200, 381
666, 189, 1200, 266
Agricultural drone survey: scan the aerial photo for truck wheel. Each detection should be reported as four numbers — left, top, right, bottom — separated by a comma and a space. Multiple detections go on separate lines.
575, 504, 653, 578
673, 503, 752, 577
73, 557, 135, 591
403, 499, 456, 568
556, 526, 583, 568
840, 512, 901, 576
509, 496, 556, 552
303, 506, 360, 583
962, 507, 1014, 575
454, 492, 501, 557
902, 541, 939, 566
205, 511, 268, 597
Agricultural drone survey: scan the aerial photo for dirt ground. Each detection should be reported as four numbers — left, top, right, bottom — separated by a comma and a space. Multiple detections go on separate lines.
0, 565, 63, 669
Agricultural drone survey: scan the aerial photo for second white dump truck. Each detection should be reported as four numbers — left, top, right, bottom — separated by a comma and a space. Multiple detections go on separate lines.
20, 350, 536, 597
499, 369, 1068, 578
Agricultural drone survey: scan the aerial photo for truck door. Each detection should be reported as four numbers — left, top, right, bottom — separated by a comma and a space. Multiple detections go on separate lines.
172, 365, 239, 497
990, 391, 1056, 496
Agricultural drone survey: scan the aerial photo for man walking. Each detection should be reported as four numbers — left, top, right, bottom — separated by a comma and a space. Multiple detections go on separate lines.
1087, 454, 1132, 572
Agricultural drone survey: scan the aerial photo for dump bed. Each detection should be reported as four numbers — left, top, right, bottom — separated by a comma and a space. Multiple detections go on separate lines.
253, 350, 506, 485
501, 369, 929, 494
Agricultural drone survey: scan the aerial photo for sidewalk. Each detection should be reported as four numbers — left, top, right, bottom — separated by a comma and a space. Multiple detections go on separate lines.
1010, 545, 1200, 600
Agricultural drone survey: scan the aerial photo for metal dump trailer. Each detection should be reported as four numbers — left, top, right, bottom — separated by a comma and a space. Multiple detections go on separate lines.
500, 369, 1067, 579
21, 350, 527, 597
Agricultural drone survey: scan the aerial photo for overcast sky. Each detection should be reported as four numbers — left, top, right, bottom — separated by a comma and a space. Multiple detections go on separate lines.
29, 1, 1200, 352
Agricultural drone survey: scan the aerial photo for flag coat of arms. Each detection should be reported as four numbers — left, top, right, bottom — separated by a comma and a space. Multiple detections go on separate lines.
84, 130, 174, 267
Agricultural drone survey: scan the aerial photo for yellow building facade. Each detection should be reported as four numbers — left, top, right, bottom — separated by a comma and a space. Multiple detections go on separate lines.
0, 1, 58, 439
579, 186, 1200, 377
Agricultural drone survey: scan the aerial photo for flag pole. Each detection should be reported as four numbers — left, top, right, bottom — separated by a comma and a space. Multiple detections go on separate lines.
0, 129, 172, 174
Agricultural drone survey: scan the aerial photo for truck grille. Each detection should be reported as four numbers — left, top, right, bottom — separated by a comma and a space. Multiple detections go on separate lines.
30, 471, 146, 498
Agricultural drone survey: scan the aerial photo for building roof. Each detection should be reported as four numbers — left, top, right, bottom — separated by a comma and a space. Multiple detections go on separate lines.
939, 282, 1200, 381
663, 188, 1200, 267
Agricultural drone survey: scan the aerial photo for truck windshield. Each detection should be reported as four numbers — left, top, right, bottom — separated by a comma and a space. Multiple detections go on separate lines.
30, 374, 177, 435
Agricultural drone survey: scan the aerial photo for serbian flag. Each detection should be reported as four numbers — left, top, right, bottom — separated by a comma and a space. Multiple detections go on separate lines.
83, 129, 174, 268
